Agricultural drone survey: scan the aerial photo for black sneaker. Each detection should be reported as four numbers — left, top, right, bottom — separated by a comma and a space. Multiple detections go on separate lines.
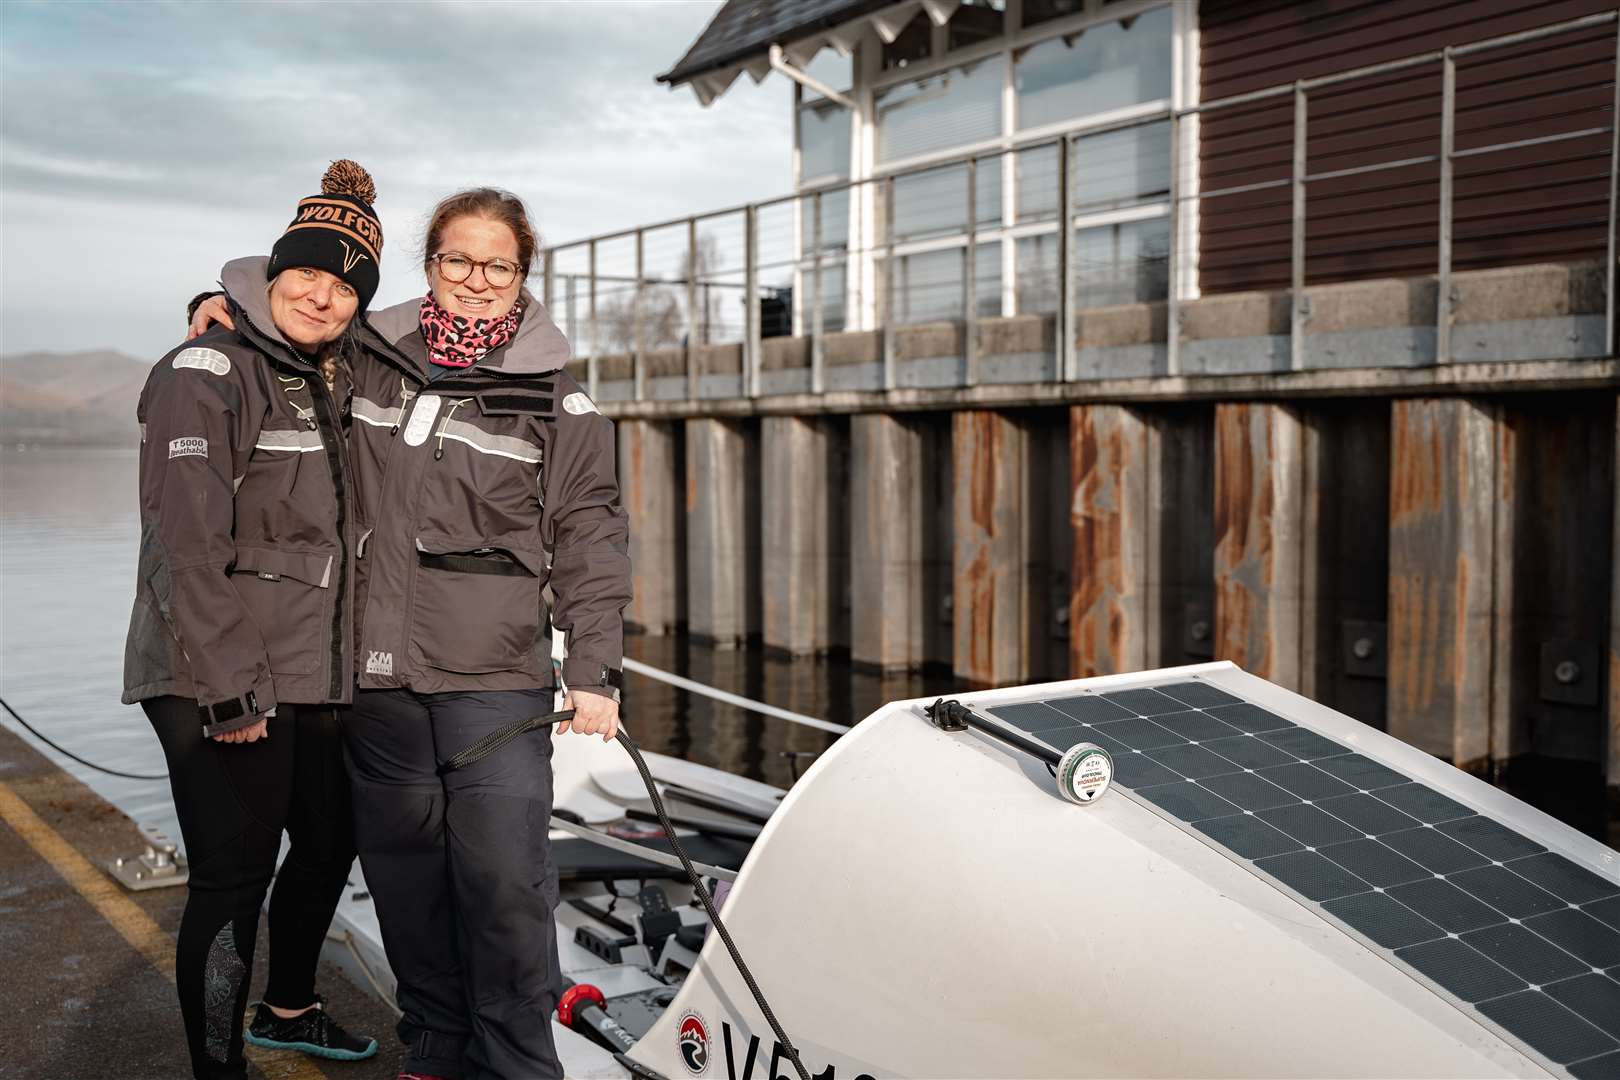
244, 999, 379, 1061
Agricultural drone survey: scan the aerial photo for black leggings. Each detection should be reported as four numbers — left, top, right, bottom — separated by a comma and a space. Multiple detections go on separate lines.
144, 697, 356, 1080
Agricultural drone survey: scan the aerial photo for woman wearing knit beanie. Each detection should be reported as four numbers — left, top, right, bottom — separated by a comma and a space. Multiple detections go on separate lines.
124, 161, 384, 1078
193, 185, 630, 1079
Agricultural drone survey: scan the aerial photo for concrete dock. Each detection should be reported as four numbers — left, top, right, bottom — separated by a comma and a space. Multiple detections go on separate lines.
0, 725, 401, 1079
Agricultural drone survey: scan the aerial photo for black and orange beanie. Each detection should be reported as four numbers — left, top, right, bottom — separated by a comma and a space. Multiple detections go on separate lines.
268, 159, 383, 309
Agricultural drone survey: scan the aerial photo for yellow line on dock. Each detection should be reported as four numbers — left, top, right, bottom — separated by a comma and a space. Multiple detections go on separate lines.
0, 781, 328, 1080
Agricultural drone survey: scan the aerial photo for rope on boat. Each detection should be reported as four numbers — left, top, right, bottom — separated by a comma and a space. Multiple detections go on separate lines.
621, 658, 850, 735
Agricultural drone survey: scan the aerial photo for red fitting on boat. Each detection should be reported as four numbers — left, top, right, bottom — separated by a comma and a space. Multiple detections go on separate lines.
557, 983, 607, 1028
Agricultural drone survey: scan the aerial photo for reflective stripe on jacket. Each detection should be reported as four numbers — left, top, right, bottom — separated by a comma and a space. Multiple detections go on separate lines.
344, 280, 630, 697
121, 262, 354, 734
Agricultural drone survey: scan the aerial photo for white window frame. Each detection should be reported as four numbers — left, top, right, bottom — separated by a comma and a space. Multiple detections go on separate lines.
798, 0, 1194, 331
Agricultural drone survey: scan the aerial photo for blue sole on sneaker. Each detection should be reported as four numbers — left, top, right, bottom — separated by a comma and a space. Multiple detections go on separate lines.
243, 1031, 379, 1061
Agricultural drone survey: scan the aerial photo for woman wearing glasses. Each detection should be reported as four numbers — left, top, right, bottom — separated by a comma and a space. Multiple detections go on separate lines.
194, 187, 630, 1080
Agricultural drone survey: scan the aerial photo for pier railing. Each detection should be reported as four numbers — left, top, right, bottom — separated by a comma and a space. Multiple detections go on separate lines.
540, 12, 1619, 404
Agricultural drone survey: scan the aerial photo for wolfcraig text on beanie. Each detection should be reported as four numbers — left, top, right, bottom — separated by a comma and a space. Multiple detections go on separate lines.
267, 159, 384, 309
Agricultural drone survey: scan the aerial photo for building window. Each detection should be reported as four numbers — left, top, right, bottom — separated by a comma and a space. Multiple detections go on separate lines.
876, 57, 1002, 164
1015, 143, 1061, 224
799, 100, 850, 183
892, 159, 1002, 244
1021, 0, 1085, 30
949, 0, 1005, 51
1074, 216, 1169, 307
1073, 120, 1170, 214
1015, 5, 1173, 130
800, 48, 852, 97
882, 12, 933, 70
801, 187, 851, 252
892, 244, 1002, 323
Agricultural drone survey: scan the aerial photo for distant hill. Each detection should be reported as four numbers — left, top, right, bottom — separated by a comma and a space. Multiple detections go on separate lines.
0, 349, 151, 446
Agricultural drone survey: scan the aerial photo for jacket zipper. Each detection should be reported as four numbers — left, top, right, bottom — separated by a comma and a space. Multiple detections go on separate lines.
236, 307, 351, 703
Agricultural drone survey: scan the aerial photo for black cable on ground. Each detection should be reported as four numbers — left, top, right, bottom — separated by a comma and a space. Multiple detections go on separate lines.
0, 695, 168, 782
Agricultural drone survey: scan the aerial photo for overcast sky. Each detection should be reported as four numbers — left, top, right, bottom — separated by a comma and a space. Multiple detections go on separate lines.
0, 0, 793, 359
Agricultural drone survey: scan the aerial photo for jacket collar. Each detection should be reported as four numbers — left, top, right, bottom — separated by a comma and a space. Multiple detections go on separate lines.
366, 287, 571, 376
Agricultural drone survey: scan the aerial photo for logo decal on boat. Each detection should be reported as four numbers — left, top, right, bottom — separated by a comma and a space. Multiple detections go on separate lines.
677, 1010, 709, 1074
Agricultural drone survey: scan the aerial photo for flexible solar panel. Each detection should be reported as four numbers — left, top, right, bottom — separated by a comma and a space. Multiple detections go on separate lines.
987, 679, 1620, 1077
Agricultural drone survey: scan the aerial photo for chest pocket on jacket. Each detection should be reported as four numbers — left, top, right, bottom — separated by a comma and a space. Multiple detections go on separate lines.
408, 535, 548, 674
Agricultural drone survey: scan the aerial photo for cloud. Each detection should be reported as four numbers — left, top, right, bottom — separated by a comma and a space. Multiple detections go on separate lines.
1, 0, 795, 356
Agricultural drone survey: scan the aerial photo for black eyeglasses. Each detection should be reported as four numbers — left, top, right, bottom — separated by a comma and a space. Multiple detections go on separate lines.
430, 252, 524, 289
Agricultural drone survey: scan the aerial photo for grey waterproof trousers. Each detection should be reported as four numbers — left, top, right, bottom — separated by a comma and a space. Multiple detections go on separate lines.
343, 687, 562, 1079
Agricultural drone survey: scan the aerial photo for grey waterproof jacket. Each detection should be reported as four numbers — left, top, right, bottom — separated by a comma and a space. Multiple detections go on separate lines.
122, 262, 355, 734
341, 270, 630, 699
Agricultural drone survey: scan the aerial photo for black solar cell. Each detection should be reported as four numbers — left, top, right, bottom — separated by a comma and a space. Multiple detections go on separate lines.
1314, 792, 1423, 837
1046, 694, 1135, 725
1507, 852, 1620, 906
1570, 1050, 1620, 1079
987, 701, 1073, 733
1090, 716, 1187, 751
1378, 826, 1493, 875
1254, 849, 1369, 902
1203, 702, 1295, 734
1193, 814, 1302, 860
1449, 864, 1567, 920
1253, 761, 1356, 801
1545, 974, 1620, 1040
1313, 753, 1408, 791
1109, 751, 1181, 788
1584, 896, 1620, 933
1258, 726, 1350, 760
1477, 990, 1617, 1066
1523, 908, 1620, 969
1135, 780, 1242, 822
1099, 688, 1189, 715
1437, 815, 1547, 861
1200, 771, 1299, 812
1462, 923, 1591, 985
1396, 937, 1526, 1002
1374, 783, 1474, 824
1257, 802, 1364, 847
1144, 742, 1243, 780
1322, 890, 1445, 949
1146, 709, 1244, 742
1318, 838, 1432, 888
1385, 878, 1506, 933
1155, 681, 1245, 709
1201, 734, 1296, 770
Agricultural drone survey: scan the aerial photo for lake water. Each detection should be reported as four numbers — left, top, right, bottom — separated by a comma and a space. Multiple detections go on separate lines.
0, 446, 957, 850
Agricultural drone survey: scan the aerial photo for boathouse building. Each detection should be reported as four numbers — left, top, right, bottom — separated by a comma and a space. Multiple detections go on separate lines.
538, 0, 1620, 837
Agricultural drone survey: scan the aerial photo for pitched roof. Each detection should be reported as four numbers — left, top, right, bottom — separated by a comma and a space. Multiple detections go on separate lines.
658, 0, 890, 87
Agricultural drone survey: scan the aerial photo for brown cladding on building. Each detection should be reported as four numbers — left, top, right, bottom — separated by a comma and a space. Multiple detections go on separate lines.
1198, 0, 1617, 294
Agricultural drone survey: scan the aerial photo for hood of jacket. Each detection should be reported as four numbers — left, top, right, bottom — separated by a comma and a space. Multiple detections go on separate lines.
220, 256, 306, 358
366, 287, 571, 376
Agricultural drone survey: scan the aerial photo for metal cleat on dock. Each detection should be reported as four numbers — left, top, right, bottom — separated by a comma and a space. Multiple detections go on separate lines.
107, 822, 188, 891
